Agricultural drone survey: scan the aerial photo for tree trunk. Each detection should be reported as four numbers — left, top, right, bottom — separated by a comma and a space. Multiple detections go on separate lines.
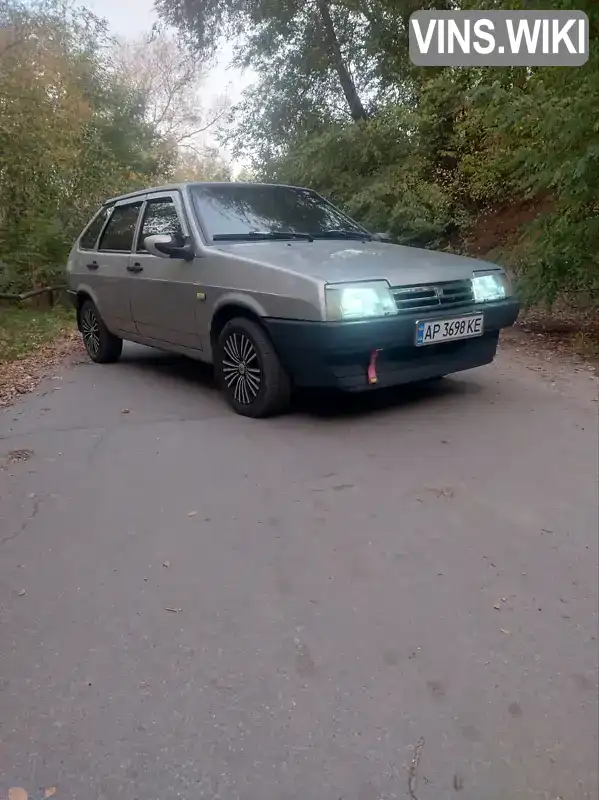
316, 0, 368, 121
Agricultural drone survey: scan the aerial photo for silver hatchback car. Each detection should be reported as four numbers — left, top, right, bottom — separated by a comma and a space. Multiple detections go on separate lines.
66, 181, 519, 417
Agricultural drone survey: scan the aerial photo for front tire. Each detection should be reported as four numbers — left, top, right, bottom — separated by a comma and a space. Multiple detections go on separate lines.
216, 317, 291, 418
80, 299, 123, 364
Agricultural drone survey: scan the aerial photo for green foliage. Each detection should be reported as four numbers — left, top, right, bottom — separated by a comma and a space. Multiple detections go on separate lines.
265, 108, 461, 246
157, 0, 599, 308
457, 3, 599, 303
0, 0, 191, 293
158, 0, 378, 151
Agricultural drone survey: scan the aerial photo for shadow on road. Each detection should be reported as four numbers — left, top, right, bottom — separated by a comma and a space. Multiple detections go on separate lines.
117, 345, 485, 420
294, 378, 482, 419
119, 347, 220, 394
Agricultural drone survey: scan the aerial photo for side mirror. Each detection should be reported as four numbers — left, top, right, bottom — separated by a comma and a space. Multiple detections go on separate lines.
371, 231, 393, 243
144, 234, 195, 262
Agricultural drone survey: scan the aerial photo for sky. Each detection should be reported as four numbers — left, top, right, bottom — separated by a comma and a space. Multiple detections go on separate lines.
84, 0, 157, 37
84, 0, 252, 167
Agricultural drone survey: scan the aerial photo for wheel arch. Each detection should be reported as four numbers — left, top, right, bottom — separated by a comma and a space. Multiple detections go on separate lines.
210, 299, 267, 347
70, 285, 100, 330
73, 290, 96, 330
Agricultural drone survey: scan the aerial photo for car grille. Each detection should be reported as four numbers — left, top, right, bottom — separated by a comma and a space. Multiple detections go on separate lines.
391, 279, 474, 313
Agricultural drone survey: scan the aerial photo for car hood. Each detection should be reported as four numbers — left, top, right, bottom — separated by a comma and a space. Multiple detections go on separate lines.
213, 239, 498, 285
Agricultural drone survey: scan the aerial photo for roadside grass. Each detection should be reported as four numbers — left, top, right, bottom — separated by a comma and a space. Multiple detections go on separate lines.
0, 305, 76, 364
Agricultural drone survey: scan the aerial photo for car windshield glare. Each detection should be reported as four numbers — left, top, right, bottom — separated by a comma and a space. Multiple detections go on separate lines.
190, 184, 370, 241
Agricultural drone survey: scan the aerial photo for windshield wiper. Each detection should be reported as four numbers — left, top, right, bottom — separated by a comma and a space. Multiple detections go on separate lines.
312, 229, 372, 241
212, 230, 314, 242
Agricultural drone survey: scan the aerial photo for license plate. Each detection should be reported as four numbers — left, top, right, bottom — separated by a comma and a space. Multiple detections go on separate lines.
416, 314, 483, 346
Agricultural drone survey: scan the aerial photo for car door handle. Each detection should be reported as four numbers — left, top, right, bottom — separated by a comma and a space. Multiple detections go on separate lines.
127, 264, 144, 274
86, 261, 99, 271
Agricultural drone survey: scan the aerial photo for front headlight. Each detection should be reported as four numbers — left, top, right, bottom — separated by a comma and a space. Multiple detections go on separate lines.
325, 281, 397, 321
472, 270, 512, 303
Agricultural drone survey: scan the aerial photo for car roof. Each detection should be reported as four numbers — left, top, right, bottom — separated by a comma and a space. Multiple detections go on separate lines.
103, 181, 312, 205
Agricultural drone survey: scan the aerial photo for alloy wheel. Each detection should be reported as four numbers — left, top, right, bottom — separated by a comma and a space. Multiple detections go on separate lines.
81, 306, 100, 358
222, 332, 262, 405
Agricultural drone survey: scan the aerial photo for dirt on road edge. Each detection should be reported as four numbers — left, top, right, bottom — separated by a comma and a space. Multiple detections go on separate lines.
0, 328, 84, 409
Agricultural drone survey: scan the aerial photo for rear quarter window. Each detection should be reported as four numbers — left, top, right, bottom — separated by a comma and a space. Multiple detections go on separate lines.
79, 207, 110, 250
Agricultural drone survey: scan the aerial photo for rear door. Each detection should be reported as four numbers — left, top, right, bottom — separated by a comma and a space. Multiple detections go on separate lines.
129, 191, 201, 349
71, 205, 112, 314
94, 200, 143, 335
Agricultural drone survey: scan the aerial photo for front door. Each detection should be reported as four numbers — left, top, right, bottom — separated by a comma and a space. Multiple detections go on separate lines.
129, 192, 201, 350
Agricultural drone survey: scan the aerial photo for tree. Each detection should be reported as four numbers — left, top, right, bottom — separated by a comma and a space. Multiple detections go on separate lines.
155, 0, 599, 306
111, 30, 230, 152
0, 1, 233, 293
156, 0, 461, 167
0, 0, 175, 291
171, 147, 231, 182
155, 0, 370, 127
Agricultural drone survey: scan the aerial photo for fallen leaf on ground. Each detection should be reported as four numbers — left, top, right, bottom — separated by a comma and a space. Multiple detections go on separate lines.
6, 449, 34, 464
0, 328, 82, 409
8, 789, 28, 800
425, 486, 454, 498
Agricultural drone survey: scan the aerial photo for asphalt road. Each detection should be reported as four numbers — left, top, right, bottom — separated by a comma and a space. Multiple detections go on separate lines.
1, 341, 597, 800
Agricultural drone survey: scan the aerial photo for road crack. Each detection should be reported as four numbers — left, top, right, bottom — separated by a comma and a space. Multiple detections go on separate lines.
86, 430, 107, 466
0, 493, 45, 547
408, 736, 425, 800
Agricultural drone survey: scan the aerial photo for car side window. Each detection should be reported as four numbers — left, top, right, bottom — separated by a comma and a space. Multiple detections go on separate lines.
98, 203, 142, 252
137, 197, 184, 253
79, 207, 110, 250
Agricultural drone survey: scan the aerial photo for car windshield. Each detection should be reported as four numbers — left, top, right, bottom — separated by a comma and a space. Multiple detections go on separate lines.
190, 183, 370, 241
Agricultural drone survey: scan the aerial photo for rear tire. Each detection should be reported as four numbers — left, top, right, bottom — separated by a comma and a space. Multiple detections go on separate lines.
80, 299, 123, 364
215, 317, 291, 418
